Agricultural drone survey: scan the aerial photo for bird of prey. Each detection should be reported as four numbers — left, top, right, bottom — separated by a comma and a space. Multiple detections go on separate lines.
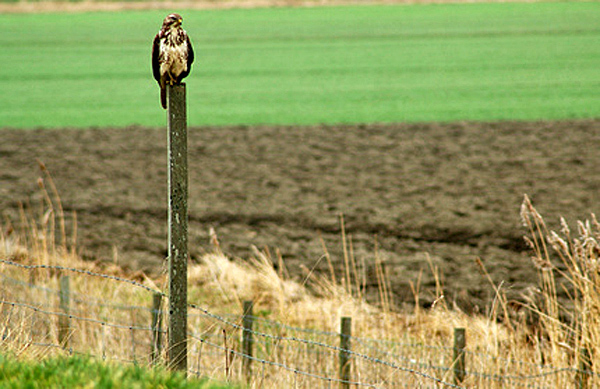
152, 13, 195, 109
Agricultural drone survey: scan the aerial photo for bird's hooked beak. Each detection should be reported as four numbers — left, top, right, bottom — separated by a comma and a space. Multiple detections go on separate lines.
176, 18, 183, 26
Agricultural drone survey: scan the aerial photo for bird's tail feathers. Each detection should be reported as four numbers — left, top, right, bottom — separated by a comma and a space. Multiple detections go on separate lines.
160, 87, 167, 109
159, 76, 167, 109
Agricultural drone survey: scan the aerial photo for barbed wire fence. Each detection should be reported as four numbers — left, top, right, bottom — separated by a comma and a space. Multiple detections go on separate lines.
0, 258, 596, 388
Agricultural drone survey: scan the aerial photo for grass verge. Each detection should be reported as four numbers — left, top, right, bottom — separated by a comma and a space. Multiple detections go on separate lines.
0, 353, 233, 388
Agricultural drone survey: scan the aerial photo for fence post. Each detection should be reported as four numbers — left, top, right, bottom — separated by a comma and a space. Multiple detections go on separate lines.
340, 317, 352, 389
453, 327, 466, 384
151, 293, 163, 365
577, 347, 592, 389
58, 275, 70, 347
167, 83, 188, 373
242, 300, 254, 383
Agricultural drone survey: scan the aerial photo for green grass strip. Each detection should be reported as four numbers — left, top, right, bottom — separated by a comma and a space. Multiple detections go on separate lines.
0, 353, 233, 388
0, 2, 598, 128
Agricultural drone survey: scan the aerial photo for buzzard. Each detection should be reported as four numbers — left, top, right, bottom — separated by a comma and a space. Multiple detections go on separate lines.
152, 13, 194, 109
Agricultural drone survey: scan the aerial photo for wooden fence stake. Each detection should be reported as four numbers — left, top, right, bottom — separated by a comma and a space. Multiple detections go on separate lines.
242, 301, 254, 383
151, 293, 163, 365
340, 317, 352, 389
58, 275, 70, 347
167, 83, 188, 373
577, 347, 592, 389
453, 327, 466, 384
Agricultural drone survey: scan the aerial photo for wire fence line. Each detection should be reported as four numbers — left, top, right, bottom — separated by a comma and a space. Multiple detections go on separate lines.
0, 258, 596, 388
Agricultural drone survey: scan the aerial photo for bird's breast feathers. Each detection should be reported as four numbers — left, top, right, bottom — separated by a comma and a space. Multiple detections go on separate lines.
159, 32, 189, 77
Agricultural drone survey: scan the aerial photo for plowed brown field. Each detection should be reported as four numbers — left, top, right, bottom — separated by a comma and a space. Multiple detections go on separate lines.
2, 120, 599, 311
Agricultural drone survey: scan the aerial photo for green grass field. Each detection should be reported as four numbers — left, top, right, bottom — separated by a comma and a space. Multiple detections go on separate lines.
1, 2, 598, 128
0, 354, 234, 388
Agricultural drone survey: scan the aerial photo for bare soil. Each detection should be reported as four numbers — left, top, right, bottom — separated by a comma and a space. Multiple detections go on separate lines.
2, 120, 599, 311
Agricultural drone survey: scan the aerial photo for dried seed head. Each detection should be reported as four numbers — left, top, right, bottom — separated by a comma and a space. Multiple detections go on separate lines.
520, 194, 546, 229
37, 159, 47, 172
523, 236, 535, 250
560, 217, 570, 236
42, 209, 53, 226
578, 221, 596, 246
574, 239, 585, 262
547, 231, 569, 254
209, 227, 220, 249
531, 255, 552, 270
475, 257, 485, 275
520, 198, 531, 228
592, 213, 600, 233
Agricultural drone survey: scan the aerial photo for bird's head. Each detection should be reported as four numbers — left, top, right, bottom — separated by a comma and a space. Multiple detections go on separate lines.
163, 13, 183, 30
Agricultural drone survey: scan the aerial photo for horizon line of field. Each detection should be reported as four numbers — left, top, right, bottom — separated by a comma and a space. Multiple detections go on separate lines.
3, 117, 600, 132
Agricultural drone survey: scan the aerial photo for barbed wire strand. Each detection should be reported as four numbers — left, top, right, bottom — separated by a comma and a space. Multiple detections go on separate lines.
186, 301, 464, 389
3, 258, 596, 386
0, 259, 160, 295
1, 273, 153, 313
1, 260, 461, 387
5, 299, 592, 388
188, 333, 380, 388
0, 300, 158, 334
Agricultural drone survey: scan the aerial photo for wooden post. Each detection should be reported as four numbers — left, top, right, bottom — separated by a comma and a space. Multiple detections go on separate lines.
577, 347, 592, 389
167, 83, 188, 372
453, 327, 466, 384
58, 275, 70, 347
242, 301, 254, 383
151, 293, 163, 365
339, 317, 352, 389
